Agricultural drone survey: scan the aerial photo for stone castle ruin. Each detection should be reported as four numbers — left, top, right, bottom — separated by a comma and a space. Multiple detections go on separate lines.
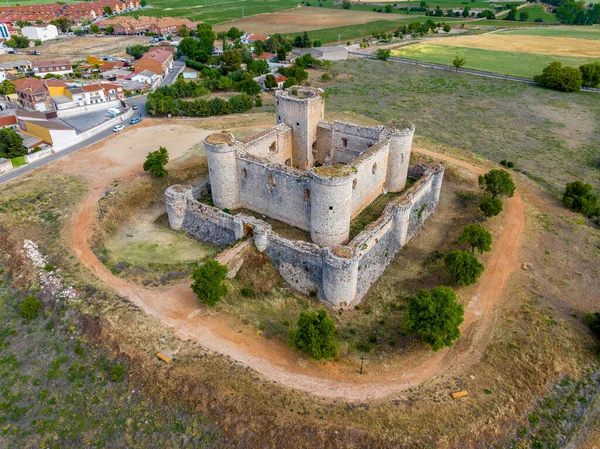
166, 87, 444, 307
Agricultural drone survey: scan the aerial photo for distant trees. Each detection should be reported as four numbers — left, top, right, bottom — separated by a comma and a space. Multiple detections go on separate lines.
534, 61, 582, 92
140, 0, 147, 6
143, 146, 169, 177
103, 6, 113, 15
178, 25, 190, 37
556, 1, 600, 25
563, 180, 600, 219
0, 128, 25, 159
50, 17, 72, 33
289, 309, 338, 359
385, 4, 394, 13
519, 11, 529, 21
405, 286, 464, 351
478, 169, 516, 199
443, 24, 451, 33
579, 62, 600, 87
127, 44, 149, 60
585, 312, 600, 341
293, 31, 312, 48
6, 35, 30, 48
264, 74, 278, 89
458, 223, 492, 254
197, 23, 216, 54
90, 24, 100, 34
191, 260, 229, 307
227, 26, 243, 40
506, 5, 518, 20
375, 49, 391, 61
220, 49, 242, 74
342, 0, 351, 9
452, 55, 466, 69
444, 250, 484, 286
104, 26, 114, 35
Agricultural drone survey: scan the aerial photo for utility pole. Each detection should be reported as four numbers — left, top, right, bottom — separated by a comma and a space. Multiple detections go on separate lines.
359, 356, 366, 374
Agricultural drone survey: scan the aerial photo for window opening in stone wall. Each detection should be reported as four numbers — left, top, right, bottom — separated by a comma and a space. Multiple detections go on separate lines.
304, 188, 311, 201
267, 173, 276, 191
329, 206, 333, 210
372, 163, 378, 174
342, 138, 348, 148
285, 158, 292, 166
296, 122, 300, 127
241, 168, 248, 180
352, 178, 357, 190
269, 142, 276, 153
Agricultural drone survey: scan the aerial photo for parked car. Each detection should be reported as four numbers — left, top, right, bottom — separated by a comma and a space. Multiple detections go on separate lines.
129, 117, 142, 124
131, 104, 139, 110
113, 124, 125, 132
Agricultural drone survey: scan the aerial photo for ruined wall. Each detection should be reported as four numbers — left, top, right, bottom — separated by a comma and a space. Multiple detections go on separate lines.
349, 140, 390, 218
238, 157, 312, 231
242, 124, 293, 166
182, 200, 237, 247
315, 122, 333, 164
330, 121, 384, 154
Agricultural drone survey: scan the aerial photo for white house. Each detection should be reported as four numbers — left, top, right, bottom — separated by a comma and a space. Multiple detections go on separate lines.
130, 69, 158, 85
32, 58, 73, 77
0, 68, 6, 83
21, 24, 59, 42
240, 33, 269, 45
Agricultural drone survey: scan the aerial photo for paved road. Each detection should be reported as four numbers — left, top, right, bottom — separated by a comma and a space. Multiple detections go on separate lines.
349, 51, 600, 94
0, 95, 147, 186
161, 58, 186, 86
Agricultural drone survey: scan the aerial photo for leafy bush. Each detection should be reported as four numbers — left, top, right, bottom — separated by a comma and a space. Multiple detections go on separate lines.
579, 62, 600, 88
584, 313, 600, 341
20, 296, 42, 320
479, 197, 503, 218
143, 146, 169, 177
191, 260, 229, 307
0, 128, 25, 158
289, 309, 337, 359
534, 61, 582, 92
405, 286, 464, 351
444, 250, 484, 286
375, 49, 391, 61
240, 287, 255, 298
562, 180, 600, 218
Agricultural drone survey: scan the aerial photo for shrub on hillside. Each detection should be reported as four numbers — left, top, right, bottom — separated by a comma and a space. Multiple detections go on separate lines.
562, 180, 600, 218
478, 169, 516, 199
479, 197, 503, 218
458, 223, 492, 254
534, 61, 582, 92
584, 312, 600, 341
20, 295, 42, 320
143, 146, 169, 177
444, 250, 484, 286
191, 260, 229, 307
405, 286, 464, 351
289, 309, 337, 360
579, 62, 600, 88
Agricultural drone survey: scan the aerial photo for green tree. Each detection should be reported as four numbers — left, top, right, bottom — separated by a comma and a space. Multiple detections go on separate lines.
0, 80, 16, 96
103, 6, 113, 15
178, 37, 199, 58
253, 39, 264, 56
458, 223, 492, 254
90, 24, 100, 34
50, 17, 72, 33
288, 309, 338, 360
584, 312, 600, 341
461, 6, 471, 17
506, 5, 517, 20
140, 0, 147, 6
197, 23, 215, 54
178, 25, 190, 38
375, 48, 391, 60
342, 0, 351, 9
534, 61, 582, 92
443, 24, 451, 33
405, 286, 464, 351
556, 0, 586, 24
127, 44, 149, 59
0, 128, 25, 158
452, 55, 466, 69
220, 49, 242, 74
385, 4, 393, 13
191, 260, 228, 307
105, 26, 114, 35
579, 62, 600, 87
444, 250, 484, 286
34, 39, 42, 46
227, 26, 243, 40
143, 146, 169, 177
478, 169, 515, 199
235, 79, 261, 96
563, 180, 600, 218
519, 11, 529, 21
277, 47, 288, 62
264, 73, 278, 89
479, 197, 503, 218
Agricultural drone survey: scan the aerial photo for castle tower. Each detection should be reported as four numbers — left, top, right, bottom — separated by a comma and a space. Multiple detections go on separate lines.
309, 168, 354, 247
321, 246, 359, 307
386, 120, 415, 192
275, 88, 324, 170
204, 132, 241, 210
165, 184, 194, 230
432, 165, 445, 203
392, 202, 411, 247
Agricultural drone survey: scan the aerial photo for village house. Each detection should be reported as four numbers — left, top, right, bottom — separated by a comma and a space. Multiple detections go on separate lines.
13, 78, 54, 112
133, 48, 173, 76
241, 33, 269, 45
128, 69, 157, 85
32, 58, 73, 77
21, 24, 59, 42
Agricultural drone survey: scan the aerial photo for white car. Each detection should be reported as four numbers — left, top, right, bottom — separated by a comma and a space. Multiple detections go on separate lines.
113, 125, 125, 132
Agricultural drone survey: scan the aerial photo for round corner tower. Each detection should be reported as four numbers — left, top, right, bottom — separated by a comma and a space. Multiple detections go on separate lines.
275, 87, 324, 170
309, 167, 354, 247
321, 246, 359, 308
165, 184, 194, 231
204, 132, 241, 210
386, 120, 415, 192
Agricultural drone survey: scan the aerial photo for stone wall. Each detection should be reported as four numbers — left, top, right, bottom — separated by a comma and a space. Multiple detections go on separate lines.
242, 123, 293, 166
349, 139, 390, 218
182, 199, 237, 247
238, 157, 312, 231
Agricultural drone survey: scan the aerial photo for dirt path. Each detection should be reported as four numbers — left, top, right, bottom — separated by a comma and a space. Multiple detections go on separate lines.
60, 122, 525, 401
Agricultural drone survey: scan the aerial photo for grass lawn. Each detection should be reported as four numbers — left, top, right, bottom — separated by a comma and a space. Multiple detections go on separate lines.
323, 58, 600, 195
390, 43, 600, 78
513, 4, 558, 22
465, 19, 549, 27
499, 25, 600, 40
11, 156, 26, 167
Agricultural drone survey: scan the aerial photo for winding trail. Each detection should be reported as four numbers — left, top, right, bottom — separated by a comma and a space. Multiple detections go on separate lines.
62, 123, 525, 401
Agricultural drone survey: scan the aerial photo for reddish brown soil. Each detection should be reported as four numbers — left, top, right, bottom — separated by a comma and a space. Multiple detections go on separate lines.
57, 120, 525, 401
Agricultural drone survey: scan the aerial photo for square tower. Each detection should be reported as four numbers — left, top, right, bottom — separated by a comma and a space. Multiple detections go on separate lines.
275, 88, 324, 170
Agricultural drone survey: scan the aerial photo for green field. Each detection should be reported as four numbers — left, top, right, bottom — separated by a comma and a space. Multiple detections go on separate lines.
391, 43, 600, 79
500, 25, 600, 39
511, 4, 558, 22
